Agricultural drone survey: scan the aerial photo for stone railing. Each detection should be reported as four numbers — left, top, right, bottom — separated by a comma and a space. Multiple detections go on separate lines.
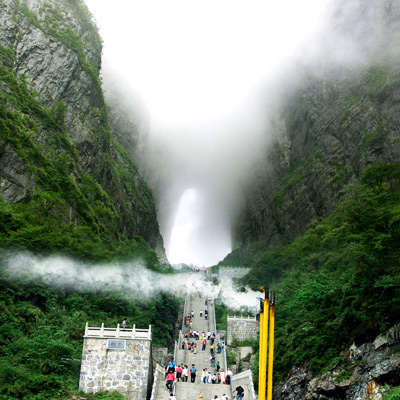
231, 369, 257, 400
212, 299, 217, 334
227, 315, 257, 321
83, 322, 152, 340
149, 363, 165, 400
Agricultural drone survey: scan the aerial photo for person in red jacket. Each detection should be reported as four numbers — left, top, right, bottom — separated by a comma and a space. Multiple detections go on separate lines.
176, 364, 183, 381
166, 371, 176, 392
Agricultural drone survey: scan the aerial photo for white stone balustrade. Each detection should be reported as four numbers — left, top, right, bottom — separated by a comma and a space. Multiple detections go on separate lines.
83, 322, 152, 340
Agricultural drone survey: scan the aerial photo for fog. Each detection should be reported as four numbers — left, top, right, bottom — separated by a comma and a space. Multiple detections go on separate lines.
85, 0, 395, 266
3, 252, 260, 312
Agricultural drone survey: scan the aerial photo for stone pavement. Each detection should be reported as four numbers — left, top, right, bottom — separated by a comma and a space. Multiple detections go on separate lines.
156, 292, 232, 400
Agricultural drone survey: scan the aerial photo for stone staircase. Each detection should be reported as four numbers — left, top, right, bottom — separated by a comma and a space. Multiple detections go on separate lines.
151, 292, 227, 400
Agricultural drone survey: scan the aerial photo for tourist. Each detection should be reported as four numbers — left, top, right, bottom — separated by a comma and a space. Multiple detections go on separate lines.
201, 369, 206, 383
168, 357, 176, 372
122, 318, 127, 330
190, 364, 197, 383
165, 370, 176, 392
234, 385, 244, 400
225, 368, 232, 385
210, 355, 215, 367
220, 369, 225, 384
182, 365, 188, 382
176, 364, 182, 381
204, 368, 210, 384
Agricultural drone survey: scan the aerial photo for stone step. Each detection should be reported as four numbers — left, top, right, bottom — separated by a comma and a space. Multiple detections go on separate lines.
175, 381, 231, 399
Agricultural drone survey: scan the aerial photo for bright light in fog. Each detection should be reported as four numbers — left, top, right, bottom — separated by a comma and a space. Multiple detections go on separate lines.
168, 189, 231, 266
84, 0, 331, 266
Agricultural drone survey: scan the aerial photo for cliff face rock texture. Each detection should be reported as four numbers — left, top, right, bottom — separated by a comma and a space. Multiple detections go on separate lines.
233, 0, 400, 249
275, 324, 400, 400
0, 0, 165, 259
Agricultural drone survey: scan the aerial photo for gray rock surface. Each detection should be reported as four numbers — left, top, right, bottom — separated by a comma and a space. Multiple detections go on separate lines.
274, 324, 400, 400
233, 3, 400, 249
0, 0, 165, 256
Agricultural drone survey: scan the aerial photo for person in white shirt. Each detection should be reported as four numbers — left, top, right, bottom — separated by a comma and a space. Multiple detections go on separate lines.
220, 369, 225, 384
182, 365, 188, 382
225, 367, 233, 384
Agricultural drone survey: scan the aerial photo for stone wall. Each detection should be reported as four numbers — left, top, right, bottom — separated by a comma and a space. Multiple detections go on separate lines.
218, 267, 251, 280
227, 316, 258, 345
79, 337, 153, 400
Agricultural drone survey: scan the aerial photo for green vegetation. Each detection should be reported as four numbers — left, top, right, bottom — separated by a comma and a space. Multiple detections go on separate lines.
0, 3, 180, 399
0, 46, 161, 266
383, 386, 400, 400
214, 301, 229, 331
0, 267, 181, 399
240, 163, 400, 381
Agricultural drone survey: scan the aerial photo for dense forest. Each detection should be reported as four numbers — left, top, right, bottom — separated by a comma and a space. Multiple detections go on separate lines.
0, 1, 179, 399
220, 163, 400, 390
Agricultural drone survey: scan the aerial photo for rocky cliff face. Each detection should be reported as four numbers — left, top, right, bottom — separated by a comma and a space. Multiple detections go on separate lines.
0, 0, 165, 259
275, 323, 400, 400
233, 0, 400, 250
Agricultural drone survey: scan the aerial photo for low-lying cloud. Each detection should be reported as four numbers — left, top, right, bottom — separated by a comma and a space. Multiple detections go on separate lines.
3, 252, 260, 313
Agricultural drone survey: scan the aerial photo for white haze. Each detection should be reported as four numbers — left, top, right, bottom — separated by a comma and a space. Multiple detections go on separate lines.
83, 0, 331, 266
84, 0, 392, 266
3, 252, 260, 313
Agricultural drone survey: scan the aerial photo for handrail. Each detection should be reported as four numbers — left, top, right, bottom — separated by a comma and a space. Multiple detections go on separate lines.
149, 363, 164, 400
212, 299, 217, 334
83, 322, 152, 339
231, 370, 257, 400
227, 315, 257, 321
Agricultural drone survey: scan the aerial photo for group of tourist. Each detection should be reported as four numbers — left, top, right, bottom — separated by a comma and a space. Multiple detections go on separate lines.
165, 358, 233, 386
168, 387, 244, 400
208, 387, 244, 400
199, 366, 232, 384
165, 295, 243, 400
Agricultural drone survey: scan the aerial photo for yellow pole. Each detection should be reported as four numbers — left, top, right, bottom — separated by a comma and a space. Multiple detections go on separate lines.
267, 292, 275, 400
258, 308, 264, 391
258, 290, 269, 400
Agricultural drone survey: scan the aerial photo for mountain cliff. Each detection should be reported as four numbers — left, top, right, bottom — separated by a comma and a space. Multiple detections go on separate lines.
232, 0, 400, 250
223, 1, 400, 397
0, 0, 165, 263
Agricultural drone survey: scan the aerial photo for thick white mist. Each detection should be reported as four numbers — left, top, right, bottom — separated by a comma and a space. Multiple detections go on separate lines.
4, 252, 260, 312
168, 189, 232, 266
85, 0, 374, 266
